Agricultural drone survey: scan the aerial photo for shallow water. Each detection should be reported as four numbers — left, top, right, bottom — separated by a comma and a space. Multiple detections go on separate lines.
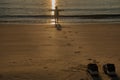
0, 0, 120, 24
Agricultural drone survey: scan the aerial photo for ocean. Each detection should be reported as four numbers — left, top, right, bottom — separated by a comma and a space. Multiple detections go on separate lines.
0, 0, 120, 24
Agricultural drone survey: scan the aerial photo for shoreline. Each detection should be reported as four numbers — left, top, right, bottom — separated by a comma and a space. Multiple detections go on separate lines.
0, 21, 120, 26
0, 22, 120, 26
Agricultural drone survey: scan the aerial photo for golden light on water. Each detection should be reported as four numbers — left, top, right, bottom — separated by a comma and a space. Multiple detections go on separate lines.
51, 0, 56, 15
51, 0, 56, 24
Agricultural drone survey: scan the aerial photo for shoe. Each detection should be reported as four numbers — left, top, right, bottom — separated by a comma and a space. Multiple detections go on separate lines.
87, 63, 99, 76
103, 63, 116, 76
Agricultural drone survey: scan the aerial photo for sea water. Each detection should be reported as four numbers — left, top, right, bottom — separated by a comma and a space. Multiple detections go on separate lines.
0, 0, 120, 24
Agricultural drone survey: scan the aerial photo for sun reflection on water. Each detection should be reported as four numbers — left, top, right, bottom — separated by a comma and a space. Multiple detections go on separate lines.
51, 0, 56, 24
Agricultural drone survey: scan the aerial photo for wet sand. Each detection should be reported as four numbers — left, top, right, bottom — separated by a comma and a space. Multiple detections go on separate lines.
0, 23, 120, 80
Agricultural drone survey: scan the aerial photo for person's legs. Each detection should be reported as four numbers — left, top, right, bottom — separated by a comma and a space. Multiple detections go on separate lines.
55, 16, 59, 23
55, 17, 58, 24
55, 18, 56, 24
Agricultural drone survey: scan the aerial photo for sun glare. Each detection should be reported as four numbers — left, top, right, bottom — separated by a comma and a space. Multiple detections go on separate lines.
51, 0, 56, 24
51, 0, 56, 15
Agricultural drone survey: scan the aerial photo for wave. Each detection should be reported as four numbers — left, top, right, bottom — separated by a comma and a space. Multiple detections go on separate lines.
0, 14, 120, 19
0, 7, 120, 11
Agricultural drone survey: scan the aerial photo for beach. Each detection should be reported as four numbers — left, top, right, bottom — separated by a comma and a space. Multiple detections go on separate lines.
0, 23, 120, 80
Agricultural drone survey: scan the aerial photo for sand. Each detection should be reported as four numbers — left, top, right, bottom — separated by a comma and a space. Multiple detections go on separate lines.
0, 23, 120, 80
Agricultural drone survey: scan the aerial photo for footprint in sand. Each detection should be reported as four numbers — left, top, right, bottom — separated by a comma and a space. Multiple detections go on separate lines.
70, 34, 73, 37
63, 31, 67, 34
75, 32, 78, 34
88, 58, 92, 61
64, 36, 68, 39
71, 39, 74, 41
9, 61, 17, 64
74, 51, 81, 54
66, 43, 72, 46
48, 36, 52, 38
28, 58, 32, 61
43, 67, 49, 71
68, 31, 72, 33
79, 46, 83, 49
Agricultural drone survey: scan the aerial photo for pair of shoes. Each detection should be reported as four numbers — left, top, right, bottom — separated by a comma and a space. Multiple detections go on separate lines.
87, 63, 116, 76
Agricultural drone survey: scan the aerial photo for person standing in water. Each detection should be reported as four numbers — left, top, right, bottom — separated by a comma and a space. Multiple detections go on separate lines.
54, 6, 59, 23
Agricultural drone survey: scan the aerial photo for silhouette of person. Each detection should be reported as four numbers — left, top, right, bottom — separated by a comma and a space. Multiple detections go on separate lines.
54, 6, 59, 23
